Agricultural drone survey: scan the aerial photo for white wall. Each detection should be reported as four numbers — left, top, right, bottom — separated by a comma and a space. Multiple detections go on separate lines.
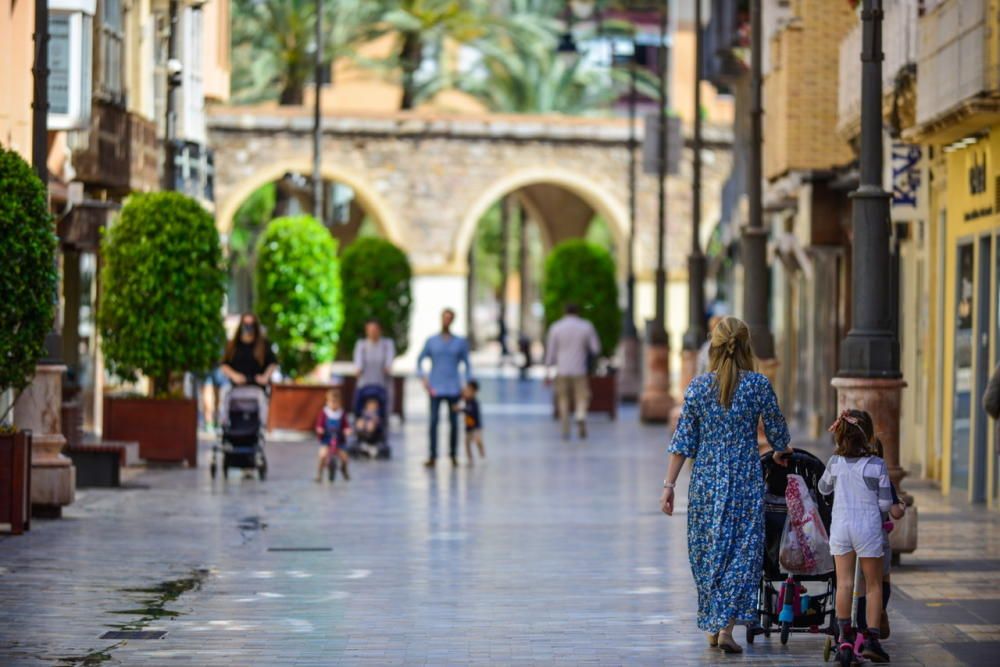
401, 274, 469, 371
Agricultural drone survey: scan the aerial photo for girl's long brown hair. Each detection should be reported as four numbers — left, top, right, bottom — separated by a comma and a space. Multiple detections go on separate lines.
708, 316, 756, 409
829, 409, 875, 457
224, 313, 267, 367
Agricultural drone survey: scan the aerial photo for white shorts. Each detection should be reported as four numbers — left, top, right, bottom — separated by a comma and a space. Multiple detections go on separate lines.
829, 520, 884, 559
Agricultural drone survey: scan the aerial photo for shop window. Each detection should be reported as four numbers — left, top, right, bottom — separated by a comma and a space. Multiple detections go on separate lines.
952, 242, 974, 491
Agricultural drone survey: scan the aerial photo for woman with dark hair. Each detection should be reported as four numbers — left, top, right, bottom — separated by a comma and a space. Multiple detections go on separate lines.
220, 313, 277, 425
660, 316, 791, 654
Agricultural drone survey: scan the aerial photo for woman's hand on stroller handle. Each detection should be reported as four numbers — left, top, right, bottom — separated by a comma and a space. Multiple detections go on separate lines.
773, 447, 795, 467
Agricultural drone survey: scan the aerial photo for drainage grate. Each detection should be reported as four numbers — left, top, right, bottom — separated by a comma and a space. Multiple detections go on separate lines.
266, 547, 332, 552
100, 630, 167, 640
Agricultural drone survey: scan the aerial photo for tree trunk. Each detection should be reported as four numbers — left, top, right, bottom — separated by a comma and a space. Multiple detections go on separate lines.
400, 33, 422, 110
280, 83, 304, 106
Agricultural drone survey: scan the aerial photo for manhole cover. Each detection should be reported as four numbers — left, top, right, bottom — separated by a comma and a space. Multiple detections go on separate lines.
100, 630, 167, 640
266, 547, 332, 552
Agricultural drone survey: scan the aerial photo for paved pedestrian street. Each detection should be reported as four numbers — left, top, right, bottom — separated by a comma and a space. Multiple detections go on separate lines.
1, 379, 998, 666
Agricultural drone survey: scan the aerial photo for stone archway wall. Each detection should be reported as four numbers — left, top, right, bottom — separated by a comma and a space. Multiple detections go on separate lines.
208, 108, 734, 361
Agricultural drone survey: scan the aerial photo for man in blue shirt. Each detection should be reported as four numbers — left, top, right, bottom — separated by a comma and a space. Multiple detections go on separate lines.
417, 308, 472, 467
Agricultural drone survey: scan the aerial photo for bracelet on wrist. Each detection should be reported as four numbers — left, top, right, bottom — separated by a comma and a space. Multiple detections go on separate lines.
663, 480, 676, 489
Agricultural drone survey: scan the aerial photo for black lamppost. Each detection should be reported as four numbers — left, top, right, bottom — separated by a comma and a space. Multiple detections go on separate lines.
741, 0, 774, 361
614, 39, 641, 401
681, 0, 708, 383
163, 0, 181, 191
312, 0, 323, 220
639, 0, 674, 422
31, 0, 49, 184
832, 0, 912, 534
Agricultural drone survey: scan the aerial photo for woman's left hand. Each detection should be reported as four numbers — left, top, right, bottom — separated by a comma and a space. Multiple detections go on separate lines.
660, 488, 675, 516
773, 448, 795, 467
255, 373, 269, 386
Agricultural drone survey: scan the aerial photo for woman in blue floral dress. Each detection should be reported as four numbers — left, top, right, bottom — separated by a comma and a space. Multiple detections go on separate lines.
660, 317, 791, 654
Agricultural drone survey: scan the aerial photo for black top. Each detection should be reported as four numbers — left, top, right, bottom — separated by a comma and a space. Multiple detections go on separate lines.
225, 340, 277, 387
463, 398, 482, 431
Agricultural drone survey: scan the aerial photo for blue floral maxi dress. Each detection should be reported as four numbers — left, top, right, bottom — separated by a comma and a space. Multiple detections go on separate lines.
668, 371, 790, 633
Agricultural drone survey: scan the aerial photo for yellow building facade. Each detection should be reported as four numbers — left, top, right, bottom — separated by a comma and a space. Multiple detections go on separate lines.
911, 0, 1000, 504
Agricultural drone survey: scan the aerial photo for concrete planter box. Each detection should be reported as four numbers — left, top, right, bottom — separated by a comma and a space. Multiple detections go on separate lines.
0, 431, 32, 534
103, 396, 198, 467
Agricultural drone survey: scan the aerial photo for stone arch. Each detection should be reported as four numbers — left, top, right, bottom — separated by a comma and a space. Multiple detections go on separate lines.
453, 166, 629, 271
214, 158, 407, 249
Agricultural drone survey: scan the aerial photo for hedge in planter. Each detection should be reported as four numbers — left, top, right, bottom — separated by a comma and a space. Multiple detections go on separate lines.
0, 148, 57, 424
255, 215, 343, 379
98, 191, 226, 394
340, 237, 412, 358
542, 240, 621, 357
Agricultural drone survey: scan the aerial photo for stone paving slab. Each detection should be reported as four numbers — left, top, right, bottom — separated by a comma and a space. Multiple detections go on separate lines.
1, 378, 998, 665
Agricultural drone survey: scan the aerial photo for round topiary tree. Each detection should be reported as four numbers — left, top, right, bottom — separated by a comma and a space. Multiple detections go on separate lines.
98, 191, 226, 396
255, 215, 343, 379
339, 237, 412, 359
542, 239, 621, 357
0, 148, 58, 423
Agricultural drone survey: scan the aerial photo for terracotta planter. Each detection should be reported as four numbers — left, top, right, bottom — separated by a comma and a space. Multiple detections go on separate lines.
269, 376, 407, 432
551, 373, 618, 420
268, 383, 334, 432
0, 431, 32, 534
103, 396, 198, 466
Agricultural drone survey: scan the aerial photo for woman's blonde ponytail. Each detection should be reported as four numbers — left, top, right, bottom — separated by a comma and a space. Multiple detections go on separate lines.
707, 317, 756, 409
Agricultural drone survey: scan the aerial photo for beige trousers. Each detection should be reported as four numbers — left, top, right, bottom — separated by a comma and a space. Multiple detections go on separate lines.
555, 375, 590, 432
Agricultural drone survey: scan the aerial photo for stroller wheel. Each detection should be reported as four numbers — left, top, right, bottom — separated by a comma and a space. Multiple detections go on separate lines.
780, 621, 791, 645
258, 461, 267, 481
745, 624, 755, 645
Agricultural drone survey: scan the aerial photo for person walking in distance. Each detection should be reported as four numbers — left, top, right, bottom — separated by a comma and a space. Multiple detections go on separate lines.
545, 303, 600, 440
417, 308, 472, 468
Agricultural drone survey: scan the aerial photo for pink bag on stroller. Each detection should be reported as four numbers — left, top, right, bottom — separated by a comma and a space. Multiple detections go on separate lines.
779, 473, 834, 575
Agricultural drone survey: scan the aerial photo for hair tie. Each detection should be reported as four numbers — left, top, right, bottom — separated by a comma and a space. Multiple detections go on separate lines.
828, 410, 862, 434
724, 337, 737, 357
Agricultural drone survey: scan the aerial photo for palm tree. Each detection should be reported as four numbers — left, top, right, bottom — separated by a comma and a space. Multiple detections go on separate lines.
231, 0, 378, 105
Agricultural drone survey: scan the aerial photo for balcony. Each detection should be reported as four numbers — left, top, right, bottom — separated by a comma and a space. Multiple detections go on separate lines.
837, 0, 920, 138
915, 0, 995, 130
70, 100, 160, 194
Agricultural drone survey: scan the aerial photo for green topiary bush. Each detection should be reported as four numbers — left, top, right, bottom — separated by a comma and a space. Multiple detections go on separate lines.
542, 239, 621, 357
255, 215, 343, 379
0, 147, 58, 420
339, 237, 412, 358
98, 192, 226, 396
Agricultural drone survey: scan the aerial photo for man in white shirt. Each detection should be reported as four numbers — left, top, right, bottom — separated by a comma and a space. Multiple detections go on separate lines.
544, 303, 600, 439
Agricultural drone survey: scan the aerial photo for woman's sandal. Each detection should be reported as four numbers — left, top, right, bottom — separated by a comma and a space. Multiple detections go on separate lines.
717, 630, 743, 654
706, 632, 719, 647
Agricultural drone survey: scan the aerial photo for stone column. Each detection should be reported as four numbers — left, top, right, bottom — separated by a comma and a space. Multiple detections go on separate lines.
14, 365, 75, 517
832, 377, 917, 555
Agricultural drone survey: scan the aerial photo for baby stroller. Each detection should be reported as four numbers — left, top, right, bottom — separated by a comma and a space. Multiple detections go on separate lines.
346, 384, 391, 460
746, 449, 836, 646
211, 385, 268, 480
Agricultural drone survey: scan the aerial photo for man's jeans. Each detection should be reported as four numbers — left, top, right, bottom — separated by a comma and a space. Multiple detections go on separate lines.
428, 395, 460, 460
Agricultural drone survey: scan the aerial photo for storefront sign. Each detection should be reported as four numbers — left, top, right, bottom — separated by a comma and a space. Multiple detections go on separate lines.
891, 143, 921, 207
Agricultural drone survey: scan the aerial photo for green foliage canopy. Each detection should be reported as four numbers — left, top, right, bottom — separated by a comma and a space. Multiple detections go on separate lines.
255, 215, 343, 378
98, 192, 226, 396
542, 240, 621, 357
339, 237, 413, 358
0, 148, 57, 406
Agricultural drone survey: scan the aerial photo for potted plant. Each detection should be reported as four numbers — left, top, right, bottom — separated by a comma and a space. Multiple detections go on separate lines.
542, 240, 622, 419
99, 192, 226, 466
255, 216, 344, 430
339, 237, 412, 419
0, 148, 58, 532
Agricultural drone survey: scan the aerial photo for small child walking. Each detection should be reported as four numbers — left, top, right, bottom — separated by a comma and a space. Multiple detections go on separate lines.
819, 409, 893, 663
855, 437, 906, 640
458, 380, 484, 465
314, 389, 350, 482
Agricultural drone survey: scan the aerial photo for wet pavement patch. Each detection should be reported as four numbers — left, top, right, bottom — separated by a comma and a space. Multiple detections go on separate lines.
98, 630, 167, 640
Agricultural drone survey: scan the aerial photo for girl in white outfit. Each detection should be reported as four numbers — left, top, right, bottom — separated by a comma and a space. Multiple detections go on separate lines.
818, 409, 893, 663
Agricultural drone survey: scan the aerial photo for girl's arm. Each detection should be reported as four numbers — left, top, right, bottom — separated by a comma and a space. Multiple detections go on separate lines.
818, 458, 836, 496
